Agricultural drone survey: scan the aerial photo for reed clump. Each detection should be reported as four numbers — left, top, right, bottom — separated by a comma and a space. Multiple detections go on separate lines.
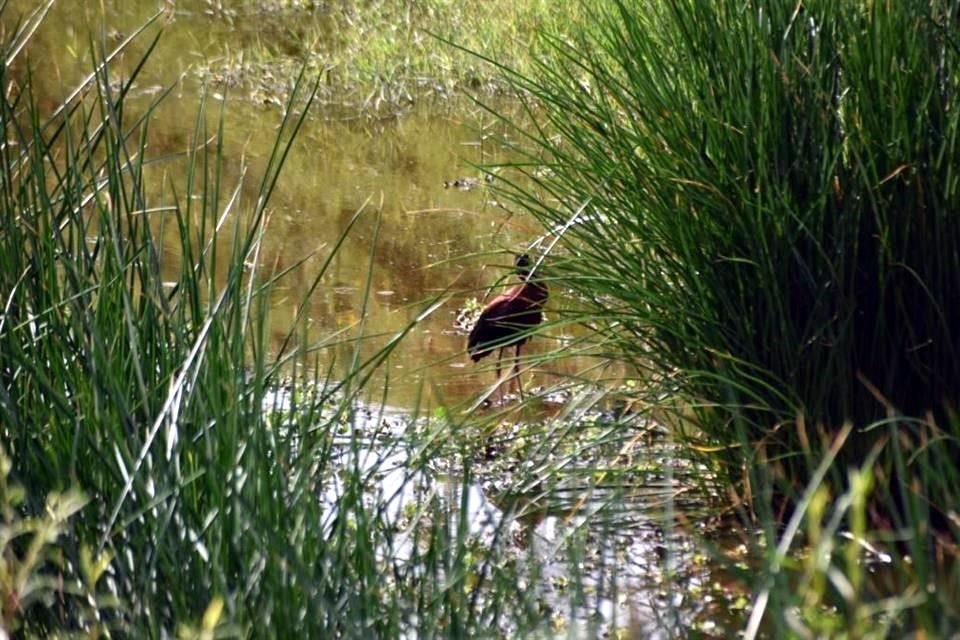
489, 0, 960, 631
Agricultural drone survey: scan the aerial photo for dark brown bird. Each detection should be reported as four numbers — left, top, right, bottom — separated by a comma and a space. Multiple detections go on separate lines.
467, 254, 548, 400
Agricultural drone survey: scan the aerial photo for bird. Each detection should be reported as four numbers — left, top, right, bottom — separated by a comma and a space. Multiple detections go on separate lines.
467, 253, 548, 401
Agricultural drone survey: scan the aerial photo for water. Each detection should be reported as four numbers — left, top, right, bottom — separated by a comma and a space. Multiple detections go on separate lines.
4, 0, 604, 410
265, 384, 734, 637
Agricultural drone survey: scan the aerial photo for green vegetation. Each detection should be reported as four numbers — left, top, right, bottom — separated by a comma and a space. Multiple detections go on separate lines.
0, 9, 507, 638
489, 0, 960, 634
192, 0, 588, 117
9, 0, 960, 636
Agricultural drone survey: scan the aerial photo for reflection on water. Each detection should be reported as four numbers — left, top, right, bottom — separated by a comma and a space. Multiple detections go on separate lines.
280, 391, 732, 638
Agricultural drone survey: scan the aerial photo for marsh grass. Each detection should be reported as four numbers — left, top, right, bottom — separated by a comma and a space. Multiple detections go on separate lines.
490, 0, 960, 428
189, 0, 590, 118
478, 0, 960, 633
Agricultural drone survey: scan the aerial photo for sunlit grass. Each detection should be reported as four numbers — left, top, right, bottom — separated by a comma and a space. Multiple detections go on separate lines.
200, 0, 590, 116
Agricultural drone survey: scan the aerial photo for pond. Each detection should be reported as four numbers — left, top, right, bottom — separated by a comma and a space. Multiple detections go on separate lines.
8, 0, 605, 411
266, 387, 745, 638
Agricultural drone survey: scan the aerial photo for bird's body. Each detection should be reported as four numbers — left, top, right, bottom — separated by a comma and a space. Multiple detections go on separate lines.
467, 282, 547, 361
467, 254, 547, 400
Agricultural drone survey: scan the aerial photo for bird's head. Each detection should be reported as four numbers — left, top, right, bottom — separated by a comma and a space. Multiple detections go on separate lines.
515, 253, 533, 278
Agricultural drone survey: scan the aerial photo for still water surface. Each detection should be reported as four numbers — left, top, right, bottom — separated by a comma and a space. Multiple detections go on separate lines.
8, 0, 600, 410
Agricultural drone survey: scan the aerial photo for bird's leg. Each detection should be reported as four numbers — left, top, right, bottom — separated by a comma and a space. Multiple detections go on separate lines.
495, 347, 505, 403
513, 343, 524, 400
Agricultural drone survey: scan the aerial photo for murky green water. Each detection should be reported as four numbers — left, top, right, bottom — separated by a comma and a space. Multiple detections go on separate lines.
7, 0, 604, 410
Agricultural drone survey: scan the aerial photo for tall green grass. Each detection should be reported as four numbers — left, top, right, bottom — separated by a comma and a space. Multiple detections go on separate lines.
489, 0, 960, 481
0, 8, 606, 638
481, 0, 960, 633
504, 0, 960, 426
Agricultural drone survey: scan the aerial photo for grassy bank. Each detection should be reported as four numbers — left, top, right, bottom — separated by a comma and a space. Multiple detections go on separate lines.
195, 0, 589, 117
8, 0, 588, 121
